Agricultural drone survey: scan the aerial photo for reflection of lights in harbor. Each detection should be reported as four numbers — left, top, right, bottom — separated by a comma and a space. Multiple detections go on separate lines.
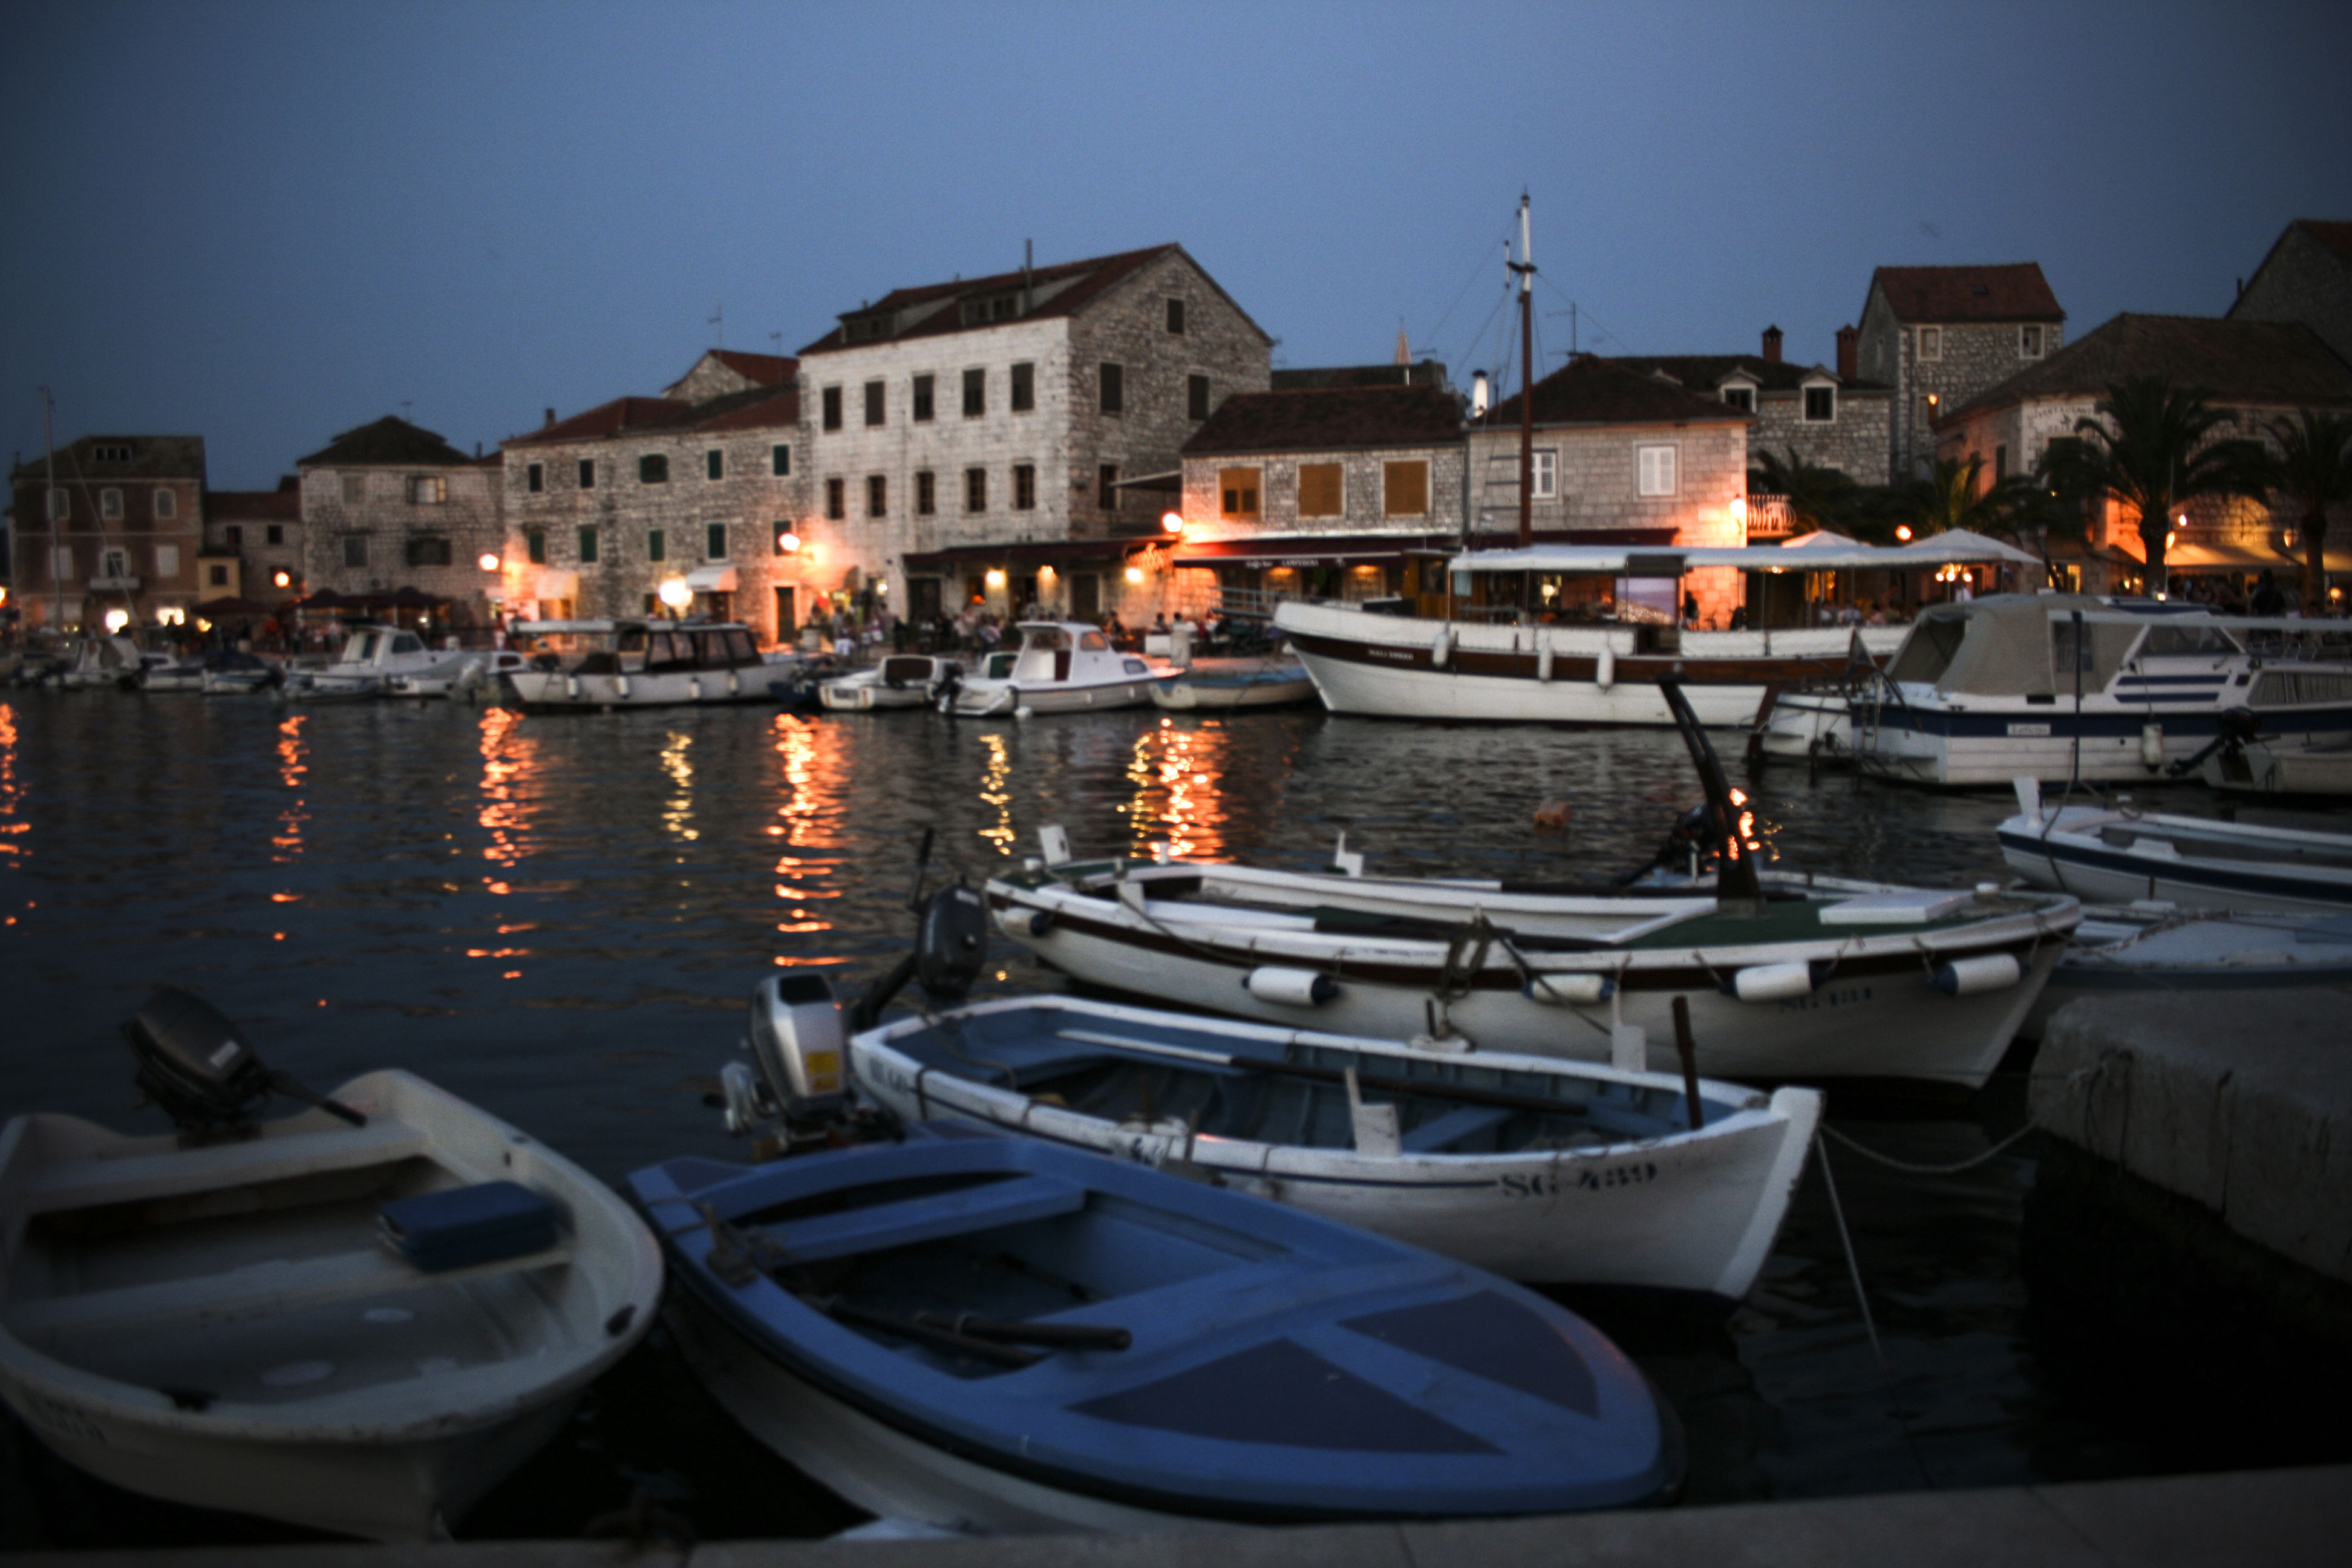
769, 715, 848, 959
476, 705, 538, 888
0, 704, 23, 864
272, 714, 308, 862
978, 732, 1014, 855
659, 731, 697, 844
1120, 717, 1232, 861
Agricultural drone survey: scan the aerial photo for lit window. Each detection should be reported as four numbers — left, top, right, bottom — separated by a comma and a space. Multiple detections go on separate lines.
1636, 445, 1677, 497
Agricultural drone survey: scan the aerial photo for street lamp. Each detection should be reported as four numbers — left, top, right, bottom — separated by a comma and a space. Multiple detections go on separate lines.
479, 553, 501, 572
658, 578, 692, 618
1160, 512, 1183, 535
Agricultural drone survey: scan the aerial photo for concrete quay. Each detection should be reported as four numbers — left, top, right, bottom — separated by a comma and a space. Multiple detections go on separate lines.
13, 1465, 2350, 1568
2030, 989, 2351, 1284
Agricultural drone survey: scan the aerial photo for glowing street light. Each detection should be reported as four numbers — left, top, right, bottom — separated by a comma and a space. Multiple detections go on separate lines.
103, 609, 130, 633
985, 569, 1007, 589
479, 552, 501, 572
1125, 566, 1145, 584
273, 570, 293, 589
1160, 511, 1184, 535
1895, 525, 1913, 541
658, 578, 693, 615
776, 531, 801, 554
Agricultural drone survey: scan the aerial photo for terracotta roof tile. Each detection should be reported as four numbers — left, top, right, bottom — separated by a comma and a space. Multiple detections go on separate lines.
1945, 313, 2352, 422
695, 385, 802, 433
503, 398, 697, 449
1869, 263, 2063, 323
1181, 384, 1464, 456
799, 244, 1189, 355
296, 416, 474, 469
206, 488, 301, 520
707, 350, 794, 385
1479, 354, 1751, 430
1607, 353, 1888, 394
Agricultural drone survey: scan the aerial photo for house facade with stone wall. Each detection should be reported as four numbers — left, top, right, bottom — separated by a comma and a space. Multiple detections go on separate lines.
1175, 382, 1466, 611
1610, 325, 1891, 489
8, 435, 208, 632
1937, 313, 2352, 592
794, 244, 1271, 625
1857, 264, 2065, 480
1469, 356, 1753, 626
296, 417, 505, 624
499, 351, 805, 638
201, 481, 302, 605
2227, 218, 2352, 366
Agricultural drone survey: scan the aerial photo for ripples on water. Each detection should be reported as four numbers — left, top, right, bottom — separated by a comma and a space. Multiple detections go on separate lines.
0, 692, 2339, 1544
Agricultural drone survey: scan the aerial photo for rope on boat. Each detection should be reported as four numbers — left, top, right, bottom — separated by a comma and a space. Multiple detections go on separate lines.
1819, 1122, 2037, 1176
1814, 1137, 1882, 1366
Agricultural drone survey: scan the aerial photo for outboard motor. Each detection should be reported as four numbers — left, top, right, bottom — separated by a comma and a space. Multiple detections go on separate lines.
725, 829, 988, 1151
929, 663, 963, 711
2166, 705, 2262, 780
125, 986, 365, 1135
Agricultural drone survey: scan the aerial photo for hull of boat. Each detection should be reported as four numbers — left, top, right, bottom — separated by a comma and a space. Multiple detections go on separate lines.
508, 664, 798, 708
820, 681, 933, 711
848, 1002, 1817, 1299
1821, 699, 2352, 786
1151, 676, 1316, 711
668, 1292, 1216, 1535
2020, 910, 2352, 1037
0, 1070, 663, 1541
1999, 830, 2352, 913
2204, 742, 2352, 799
952, 678, 1162, 716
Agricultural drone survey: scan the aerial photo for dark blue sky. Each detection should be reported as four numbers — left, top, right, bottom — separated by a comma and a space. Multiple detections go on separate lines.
7, 1, 2349, 489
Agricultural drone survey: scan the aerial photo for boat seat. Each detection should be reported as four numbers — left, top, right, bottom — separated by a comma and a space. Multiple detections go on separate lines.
2, 1237, 573, 1339
19, 1123, 436, 1217
1398, 1105, 1517, 1154
739, 1174, 1088, 1268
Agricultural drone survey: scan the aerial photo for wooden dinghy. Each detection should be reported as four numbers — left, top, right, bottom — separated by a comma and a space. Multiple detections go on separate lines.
835, 993, 1818, 1301
629, 1124, 1680, 1535
0, 990, 662, 1541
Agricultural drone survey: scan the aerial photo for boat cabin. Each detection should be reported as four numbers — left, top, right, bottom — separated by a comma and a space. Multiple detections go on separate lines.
330, 624, 432, 669
1883, 595, 2250, 702
1005, 622, 1151, 684
515, 619, 765, 675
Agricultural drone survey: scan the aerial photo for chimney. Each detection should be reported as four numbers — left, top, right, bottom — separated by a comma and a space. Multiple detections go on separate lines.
1835, 324, 1859, 382
543, 408, 555, 428
1395, 329, 1411, 366
1762, 325, 1783, 364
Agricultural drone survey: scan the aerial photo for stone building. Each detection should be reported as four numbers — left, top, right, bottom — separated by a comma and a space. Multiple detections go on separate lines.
201, 480, 302, 603
1609, 324, 1892, 489
1174, 381, 1466, 612
1857, 264, 2066, 479
2227, 218, 2352, 365
296, 417, 504, 624
1936, 313, 2352, 592
8, 434, 207, 632
794, 244, 1272, 624
499, 350, 805, 636
1469, 355, 1753, 625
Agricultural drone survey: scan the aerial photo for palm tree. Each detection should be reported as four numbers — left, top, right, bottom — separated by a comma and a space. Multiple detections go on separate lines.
1748, 447, 1858, 537
2046, 376, 2270, 596
1893, 454, 2042, 540
2258, 408, 2352, 615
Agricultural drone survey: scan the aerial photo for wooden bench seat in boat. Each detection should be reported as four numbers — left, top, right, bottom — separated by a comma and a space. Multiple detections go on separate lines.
3, 1236, 574, 1338
18, 1123, 434, 1217
730, 1174, 1088, 1267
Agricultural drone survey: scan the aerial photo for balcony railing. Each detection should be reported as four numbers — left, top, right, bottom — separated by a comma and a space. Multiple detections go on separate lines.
1745, 495, 1794, 538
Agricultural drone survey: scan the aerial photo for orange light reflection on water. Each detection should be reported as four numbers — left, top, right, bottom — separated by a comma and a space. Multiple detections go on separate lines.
476, 706, 538, 889
769, 715, 850, 965
271, 714, 308, 862
1122, 717, 1235, 861
0, 704, 22, 863
977, 732, 1014, 856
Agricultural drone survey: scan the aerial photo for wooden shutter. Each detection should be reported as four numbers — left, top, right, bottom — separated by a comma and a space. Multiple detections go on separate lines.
1383, 460, 1428, 517
1298, 463, 1344, 518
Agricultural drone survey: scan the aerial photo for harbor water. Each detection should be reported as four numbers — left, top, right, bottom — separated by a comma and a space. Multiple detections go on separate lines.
2, 691, 2345, 1547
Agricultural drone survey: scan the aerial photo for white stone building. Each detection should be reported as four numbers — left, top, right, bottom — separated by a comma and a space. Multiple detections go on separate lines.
1857, 264, 2066, 479
793, 244, 1272, 624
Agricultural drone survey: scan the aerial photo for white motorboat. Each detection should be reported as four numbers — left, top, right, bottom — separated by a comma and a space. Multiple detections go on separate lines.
1759, 595, 2352, 785
199, 652, 283, 696
948, 622, 1173, 716
281, 623, 448, 702
1999, 778, 2352, 913
387, 648, 532, 700
1149, 655, 1316, 711
819, 654, 962, 712
826, 990, 1819, 1301
988, 835, 2076, 1089
50, 635, 168, 690
2019, 902, 2352, 1037
1266, 539, 2026, 728
506, 620, 804, 710
0, 989, 662, 1541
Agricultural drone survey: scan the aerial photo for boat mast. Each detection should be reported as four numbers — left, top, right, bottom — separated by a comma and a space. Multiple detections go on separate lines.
41, 387, 59, 632
1509, 194, 1535, 551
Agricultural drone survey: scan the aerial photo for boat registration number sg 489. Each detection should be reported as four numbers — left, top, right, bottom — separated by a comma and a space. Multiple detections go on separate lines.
1500, 1161, 1659, 1199
1778, 983, 1875, 1012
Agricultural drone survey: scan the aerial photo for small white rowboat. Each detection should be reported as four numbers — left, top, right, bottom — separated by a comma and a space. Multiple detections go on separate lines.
840, 994, 1819, 1302
0, 1069, 662, 1540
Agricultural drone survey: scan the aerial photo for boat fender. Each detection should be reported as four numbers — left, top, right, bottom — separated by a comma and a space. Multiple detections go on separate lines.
999, 906, 1056, 939
565, 675, 580, 699
1244, 966, 1338, 1007
2140, 722, 2163, 769
1537, 645, 1555, 683
689, 676, 702, 701
728, 669, 741, 696
1430, 627, 1454, 669
1930, 952, 2023, 996
1595, 647, 1616, 692
1524, 973, 1614, 1006
1723, 959, 1832, 1002
617, 675, 631, 698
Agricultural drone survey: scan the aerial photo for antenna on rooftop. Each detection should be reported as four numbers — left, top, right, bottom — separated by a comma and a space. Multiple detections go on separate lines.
710, 301, 724, 348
